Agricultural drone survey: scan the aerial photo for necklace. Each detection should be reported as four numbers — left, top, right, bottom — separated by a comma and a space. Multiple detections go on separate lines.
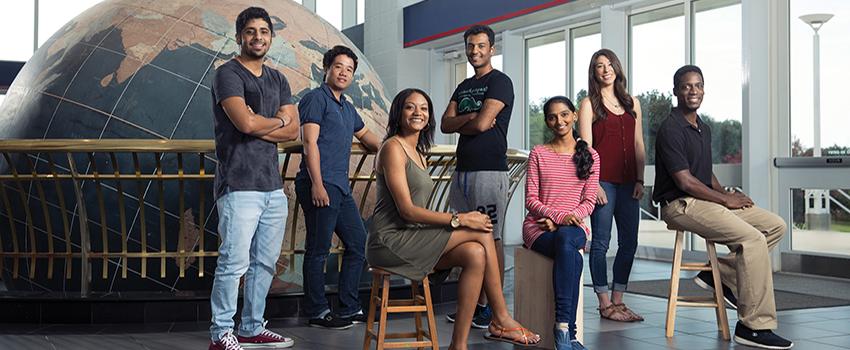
603, 95, 622, 109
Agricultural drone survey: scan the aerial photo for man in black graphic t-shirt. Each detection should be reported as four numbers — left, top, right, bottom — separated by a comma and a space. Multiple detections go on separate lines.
440, 24, 514, 329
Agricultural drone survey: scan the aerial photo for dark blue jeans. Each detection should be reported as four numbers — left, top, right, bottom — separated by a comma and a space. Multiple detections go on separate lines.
297, 180, 367, 318
589, 181, 639, 294
530, 225, 586, 340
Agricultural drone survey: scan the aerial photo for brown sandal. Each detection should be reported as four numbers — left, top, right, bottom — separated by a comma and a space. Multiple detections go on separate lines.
613, 303, 644, 322
598, 304, 632, 322
484, 322, 542, 346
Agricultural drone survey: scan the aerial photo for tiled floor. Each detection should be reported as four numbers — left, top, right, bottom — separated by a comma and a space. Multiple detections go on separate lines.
1, 258, 849, 349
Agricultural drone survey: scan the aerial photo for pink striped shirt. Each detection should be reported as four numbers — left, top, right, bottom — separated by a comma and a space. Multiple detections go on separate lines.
523, 144, 600, 248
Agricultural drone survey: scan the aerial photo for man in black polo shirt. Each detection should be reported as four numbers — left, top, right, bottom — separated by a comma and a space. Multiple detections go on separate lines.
654, 65, 792, 349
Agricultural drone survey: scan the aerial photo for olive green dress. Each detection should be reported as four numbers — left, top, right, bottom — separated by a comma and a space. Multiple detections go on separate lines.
366, 148, 453, 281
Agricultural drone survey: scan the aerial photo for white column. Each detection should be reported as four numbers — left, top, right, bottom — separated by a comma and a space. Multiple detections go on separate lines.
501, 29, 526, 246
341, 0, 357, 29
428, 49, 453, 145
743, 0, 789, 262
364, 0, 426, 95
301, 0, 316, 13
600, 5, 628, 64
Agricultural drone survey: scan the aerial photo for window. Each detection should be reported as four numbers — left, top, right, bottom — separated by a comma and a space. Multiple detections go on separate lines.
526, 32, 566, 147
0, 0, 35, 61
694, 0, 742, 164
317, 0, 343, 29
790, 0, 850, 157
630, 4, 685, 162
791, 188, 850, 256
357, 0, 365, 25
37, 0, 103, 47
570, 23, 600, 102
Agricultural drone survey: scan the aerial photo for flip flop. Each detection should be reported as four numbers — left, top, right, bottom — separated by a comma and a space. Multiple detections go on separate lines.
484, 323, 541, 346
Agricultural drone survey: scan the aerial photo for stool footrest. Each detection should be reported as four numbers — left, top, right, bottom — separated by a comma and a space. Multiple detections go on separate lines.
367, 330, 433, 340
677, 300, 720, 308
383, 341, 433, 349
677, 295, 717, 302
681, 263, 712, 271
387, 305, 428, 313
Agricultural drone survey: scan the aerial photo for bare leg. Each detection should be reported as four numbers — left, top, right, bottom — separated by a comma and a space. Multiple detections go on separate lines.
476, 240, 504, 305
597, 292, 612, 308
611, 291, 625, 305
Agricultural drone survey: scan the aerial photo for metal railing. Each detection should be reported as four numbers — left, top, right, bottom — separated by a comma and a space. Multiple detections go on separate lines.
0, 139, 529, 295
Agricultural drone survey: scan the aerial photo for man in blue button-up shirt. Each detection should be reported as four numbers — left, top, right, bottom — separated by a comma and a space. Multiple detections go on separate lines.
295, 45, 381, 330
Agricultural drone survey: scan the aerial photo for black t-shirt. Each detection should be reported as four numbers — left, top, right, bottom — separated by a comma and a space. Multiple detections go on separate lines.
450, 69, 514, 171
652, 108, 713, 204
211, 59, 293, 200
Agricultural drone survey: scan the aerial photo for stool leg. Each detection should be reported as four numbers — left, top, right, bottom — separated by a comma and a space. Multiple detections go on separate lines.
377, 274, 390, 350
410, 280, 424, 350
363, 273, 380, 350
706, 241, 731, 341
666, 230, 685, 337
421, 276, 439, 350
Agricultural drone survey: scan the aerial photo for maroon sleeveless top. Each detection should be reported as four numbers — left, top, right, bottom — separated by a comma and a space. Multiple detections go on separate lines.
591, 106, 637, 184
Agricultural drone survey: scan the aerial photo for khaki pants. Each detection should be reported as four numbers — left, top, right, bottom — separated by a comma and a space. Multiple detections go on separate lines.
662, 197, 787, 330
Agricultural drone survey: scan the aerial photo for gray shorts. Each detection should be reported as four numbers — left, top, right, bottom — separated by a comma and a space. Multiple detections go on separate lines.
448, 171, 509, 240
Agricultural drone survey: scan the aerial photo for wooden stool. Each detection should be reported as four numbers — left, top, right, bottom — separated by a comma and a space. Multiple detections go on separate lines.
363, 267, 438, 350
665, 228, 730, 340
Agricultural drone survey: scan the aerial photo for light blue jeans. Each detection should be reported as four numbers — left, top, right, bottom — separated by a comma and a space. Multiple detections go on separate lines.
210, 189, 287, 341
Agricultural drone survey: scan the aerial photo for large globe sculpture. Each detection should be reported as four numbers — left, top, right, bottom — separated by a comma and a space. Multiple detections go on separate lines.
0, 0, 391, 293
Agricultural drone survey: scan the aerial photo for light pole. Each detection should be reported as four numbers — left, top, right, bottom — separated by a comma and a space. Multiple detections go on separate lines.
800, 13, 833, 230
799, 13, 832, 157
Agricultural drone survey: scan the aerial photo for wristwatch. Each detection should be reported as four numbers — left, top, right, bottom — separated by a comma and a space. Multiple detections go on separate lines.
450, 212, 461, 229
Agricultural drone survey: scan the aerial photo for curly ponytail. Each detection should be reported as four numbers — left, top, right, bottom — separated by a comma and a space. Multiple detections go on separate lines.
573, 134, 593, 180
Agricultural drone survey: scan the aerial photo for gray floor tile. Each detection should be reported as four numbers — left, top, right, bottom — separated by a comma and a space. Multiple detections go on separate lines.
0, 335, 53, 350
812, 334, 850, 348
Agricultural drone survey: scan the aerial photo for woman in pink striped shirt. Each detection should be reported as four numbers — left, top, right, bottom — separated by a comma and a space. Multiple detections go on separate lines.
524, 96, 600, 350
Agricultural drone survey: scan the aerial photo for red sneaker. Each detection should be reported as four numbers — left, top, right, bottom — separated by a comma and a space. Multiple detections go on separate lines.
237, 328, 294, 348
209, 331, 243, 350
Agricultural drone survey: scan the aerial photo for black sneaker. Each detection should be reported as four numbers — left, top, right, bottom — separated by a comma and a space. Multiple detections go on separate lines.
339, 310, 368, 324
446, 304, 489, 328
694, 271, 738, 309
471, 304, 492, 329
734, 321, 793, 349
308, 313, 354, 330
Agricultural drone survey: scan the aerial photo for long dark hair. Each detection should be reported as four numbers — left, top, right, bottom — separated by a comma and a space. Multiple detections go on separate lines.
385, 88, 435, 155
587, 49, 635, 121
543, 96, 594, 180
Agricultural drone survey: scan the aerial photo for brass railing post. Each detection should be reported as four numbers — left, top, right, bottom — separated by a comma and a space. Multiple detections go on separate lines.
67, 152, 91, 297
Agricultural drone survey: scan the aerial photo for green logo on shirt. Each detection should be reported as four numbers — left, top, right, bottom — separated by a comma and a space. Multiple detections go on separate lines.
458, 97, 482, 114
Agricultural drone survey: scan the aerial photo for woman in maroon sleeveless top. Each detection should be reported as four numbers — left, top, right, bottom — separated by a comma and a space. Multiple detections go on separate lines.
577, 49, 647, 322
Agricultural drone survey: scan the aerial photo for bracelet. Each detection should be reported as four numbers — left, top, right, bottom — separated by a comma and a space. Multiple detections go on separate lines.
278, 117, 286, 128
635, 179, 644, 184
